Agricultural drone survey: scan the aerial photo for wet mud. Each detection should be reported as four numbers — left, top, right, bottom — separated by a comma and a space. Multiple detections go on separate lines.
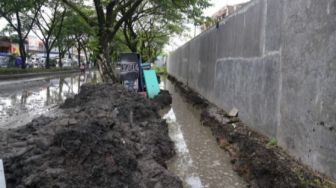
167, 75, 336, 188
162, 79, 247, 188
0, 83, 181, 188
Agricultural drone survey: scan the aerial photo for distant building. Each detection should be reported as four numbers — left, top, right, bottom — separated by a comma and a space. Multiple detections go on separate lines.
201, 3, 247, 32
0, 36, 26, 54
0, 35, 86, 67
0, 36, 59, 57
26, 36, 45, 53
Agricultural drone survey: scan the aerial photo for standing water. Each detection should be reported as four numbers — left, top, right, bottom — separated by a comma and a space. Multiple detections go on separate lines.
161, 78, 247, 188
0, 71, 101, 129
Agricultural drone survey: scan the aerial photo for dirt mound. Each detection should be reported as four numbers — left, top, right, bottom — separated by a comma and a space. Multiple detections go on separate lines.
167, 75, 208, 108
0, 83, 182, 188
201, 108, 335, 188
152, 90, 172, 109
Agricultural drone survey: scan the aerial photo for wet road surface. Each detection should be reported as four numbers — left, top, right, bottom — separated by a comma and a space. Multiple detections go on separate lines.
0, 71, 101, 129
162, 79, 247, 188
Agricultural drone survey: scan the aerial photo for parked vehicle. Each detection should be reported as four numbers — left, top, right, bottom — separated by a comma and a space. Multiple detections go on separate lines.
0, 53, 9, 68
61, 58, 74, 67
28, 56, 40, 68
15, 57, 22, 67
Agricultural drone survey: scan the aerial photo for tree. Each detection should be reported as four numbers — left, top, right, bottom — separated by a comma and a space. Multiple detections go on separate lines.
54, 29, 74, 67
33, 0, 66, 68
54, 9, 93, 67
61, 0, 210, 81
0, 0, 42, 69
121, 0, 209, 62
61, 0, 143, 81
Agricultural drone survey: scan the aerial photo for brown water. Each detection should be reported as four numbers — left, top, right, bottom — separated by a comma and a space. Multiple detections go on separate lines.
162, 79, 247, 188
0, 71, 101, 129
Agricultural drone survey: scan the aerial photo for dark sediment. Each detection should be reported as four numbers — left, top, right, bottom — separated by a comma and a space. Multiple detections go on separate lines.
0, 83, 182, 188
152, 90, 172, 109
167, 75, 335, 188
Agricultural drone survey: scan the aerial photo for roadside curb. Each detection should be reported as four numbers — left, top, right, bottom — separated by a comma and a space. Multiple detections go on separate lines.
0, 69, 80, 80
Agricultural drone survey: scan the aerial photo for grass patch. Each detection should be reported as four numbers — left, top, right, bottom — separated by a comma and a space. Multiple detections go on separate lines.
0, 67, 74, 75
267, 137, 278, 147
153, 65, 167, 75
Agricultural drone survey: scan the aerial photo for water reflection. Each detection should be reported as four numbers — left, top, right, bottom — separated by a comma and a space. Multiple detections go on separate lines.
163, 79, 246, 188
0, 71, 101, 128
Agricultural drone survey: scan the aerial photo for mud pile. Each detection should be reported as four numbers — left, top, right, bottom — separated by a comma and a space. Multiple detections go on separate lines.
0, 83, 181, 188
168, 75, 335, 188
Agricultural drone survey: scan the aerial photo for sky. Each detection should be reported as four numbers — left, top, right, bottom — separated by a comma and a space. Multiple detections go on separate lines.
204, 0, 251, 16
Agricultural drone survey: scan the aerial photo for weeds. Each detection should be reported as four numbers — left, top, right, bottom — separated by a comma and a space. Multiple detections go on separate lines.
267, 137, 278, 147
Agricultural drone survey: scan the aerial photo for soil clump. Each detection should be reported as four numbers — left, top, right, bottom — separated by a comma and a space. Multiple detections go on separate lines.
0, 83, 181, 188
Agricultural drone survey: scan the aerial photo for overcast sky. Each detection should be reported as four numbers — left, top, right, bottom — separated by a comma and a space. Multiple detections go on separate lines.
204, 0, 250, 16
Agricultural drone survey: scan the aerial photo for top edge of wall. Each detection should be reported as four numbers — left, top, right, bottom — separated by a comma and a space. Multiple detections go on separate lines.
169, 0, 261, 54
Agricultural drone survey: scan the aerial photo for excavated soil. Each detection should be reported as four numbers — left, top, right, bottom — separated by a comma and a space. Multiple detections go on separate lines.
167, 75, 336, 188
0, 83, 181, 188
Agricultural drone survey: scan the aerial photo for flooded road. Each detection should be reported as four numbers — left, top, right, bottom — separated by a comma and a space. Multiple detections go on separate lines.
0, 71, 101, 129
162, 79, 247, 188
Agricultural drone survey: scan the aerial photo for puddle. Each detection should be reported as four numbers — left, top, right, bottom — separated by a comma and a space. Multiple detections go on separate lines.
0, 71, 101, 129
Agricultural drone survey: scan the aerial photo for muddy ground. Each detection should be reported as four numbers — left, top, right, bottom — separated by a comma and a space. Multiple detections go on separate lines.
167, 75, 336, 188
0, 83, 182, 188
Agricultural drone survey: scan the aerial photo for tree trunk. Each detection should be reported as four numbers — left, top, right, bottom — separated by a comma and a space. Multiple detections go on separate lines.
46, 52, 51, 69
83, 47, 88, 65
15, 10, 27, 69
95, 36, 117, 82
18, 40, 27, 69
58, 46, 63, 68
77, 47, 81, 67
45, 42, 51, 69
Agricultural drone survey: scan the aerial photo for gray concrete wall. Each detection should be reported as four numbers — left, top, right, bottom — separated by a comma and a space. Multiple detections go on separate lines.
167, 0, 336, 180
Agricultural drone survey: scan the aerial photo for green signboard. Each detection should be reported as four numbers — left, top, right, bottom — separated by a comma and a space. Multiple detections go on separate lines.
143, 70, 160, 99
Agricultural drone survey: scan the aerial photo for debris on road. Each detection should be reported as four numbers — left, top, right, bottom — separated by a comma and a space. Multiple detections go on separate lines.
228, 107, 239, 117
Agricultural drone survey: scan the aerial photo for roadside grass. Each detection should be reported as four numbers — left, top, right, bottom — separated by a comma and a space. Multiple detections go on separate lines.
267, 137, 278, 147
0, 67, 75, 75
153, 65, 167, 75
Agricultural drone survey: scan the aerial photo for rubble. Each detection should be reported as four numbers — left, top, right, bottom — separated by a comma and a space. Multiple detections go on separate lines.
0, 83, 182, 188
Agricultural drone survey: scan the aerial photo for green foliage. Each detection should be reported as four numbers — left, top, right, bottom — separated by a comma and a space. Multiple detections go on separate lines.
54, 8, 94, 65
49, 59, 57, 67
153, 65, 167, 75
120, 0, 211, 62
59, 0, 211, 80
0, 0, 43, 68
267, 138, 278, 147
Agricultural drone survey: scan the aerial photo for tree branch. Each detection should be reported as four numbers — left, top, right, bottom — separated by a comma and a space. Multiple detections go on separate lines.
60, 0, 96, 26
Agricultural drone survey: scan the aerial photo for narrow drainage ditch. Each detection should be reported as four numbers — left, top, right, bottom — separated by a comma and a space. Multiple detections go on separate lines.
161, 78, 247, 188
